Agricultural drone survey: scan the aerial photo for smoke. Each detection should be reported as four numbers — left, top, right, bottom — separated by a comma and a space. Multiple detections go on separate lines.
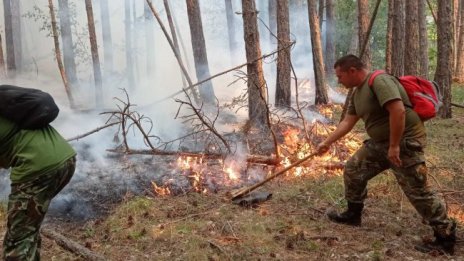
0, 0, 346, 220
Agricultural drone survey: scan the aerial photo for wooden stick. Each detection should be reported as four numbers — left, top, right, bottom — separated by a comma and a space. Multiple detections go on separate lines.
230, 152, 318, 200
452, 102, 464, 108
41, 228, 106, 261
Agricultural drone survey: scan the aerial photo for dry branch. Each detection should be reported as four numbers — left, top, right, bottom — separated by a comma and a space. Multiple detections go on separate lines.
66, 121, 120, 142
106, 148, 280, 165
451, 102, 464, 108
41, 227, 106, 261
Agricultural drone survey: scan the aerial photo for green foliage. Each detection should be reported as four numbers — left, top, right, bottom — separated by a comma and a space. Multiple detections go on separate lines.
23, 4, 91, 67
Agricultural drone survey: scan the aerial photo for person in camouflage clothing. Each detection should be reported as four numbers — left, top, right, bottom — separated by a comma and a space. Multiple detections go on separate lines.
0, 115, 76, 260
316, 55, 456, 255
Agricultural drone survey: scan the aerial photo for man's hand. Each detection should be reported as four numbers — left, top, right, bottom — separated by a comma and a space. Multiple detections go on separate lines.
388, 145, 402, 167
316, 142, 331, 155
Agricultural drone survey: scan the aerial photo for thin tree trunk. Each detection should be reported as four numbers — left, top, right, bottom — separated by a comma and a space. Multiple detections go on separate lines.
434, 0, 453, 118
308, 0, 328, 104
455, 0, 464, 82
275, 0, 291, 107
319, 0, 324, 29
269, 0, 277, 42
3, 0, 16, 77
404, 0, 419, 75
241, 0, 268, 125
58, 0, 78, 86
454, 0, 460, 74
163, 0, 189, 89
125, 0, 135, 89
85, 0, 103, 108
11, 0, 22, 72
48, 0, 74, 107
144, 0, 155, 75
0, 34, 6, 78
186, 0, 216, 105
325, 0, 335, 81
391, 0, 405, 77
418, 0, 429, 78
225, 0, 238, 59
357, 0, 371, 69
100, 0, 114, 74
385, 0, 394, 73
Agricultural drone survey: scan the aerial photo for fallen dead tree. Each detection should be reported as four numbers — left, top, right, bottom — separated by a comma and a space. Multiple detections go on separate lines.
107, 148, 279, 165
41, 227, 106, 261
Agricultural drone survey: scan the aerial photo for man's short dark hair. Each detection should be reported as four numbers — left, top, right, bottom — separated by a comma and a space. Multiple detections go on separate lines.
334, 54, 366, 71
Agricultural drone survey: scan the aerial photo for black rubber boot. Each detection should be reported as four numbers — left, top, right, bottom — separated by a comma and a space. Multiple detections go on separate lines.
414, 221, 457, 255
327, 202, 363, 226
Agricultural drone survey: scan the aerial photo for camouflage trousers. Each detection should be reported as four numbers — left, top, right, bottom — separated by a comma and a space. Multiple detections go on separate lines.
3, 157, 76, 261
344, 139, 453, 236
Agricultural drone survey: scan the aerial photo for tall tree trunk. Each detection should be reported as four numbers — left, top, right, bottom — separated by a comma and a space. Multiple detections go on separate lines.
325, 0, 335, 81
391, 0, 405, 77
434, 0, 453, 118
308, 0, 328, 104
125, 0, 135, 89
3, 0, 16, 77
58, 0, 78, 87
0, 34, 6, 78
100, 0, 114, 74
186, 0, 216, 105
453, 0, 460, 74
269, 0, 277, 41
163, 0, 189, 92
385, 0, 394, 73
85, 0, 103, 108
11, 0, 22, 72
404, 0, 419, 75
241, 0, 268, 125
357, 0, 371, 69
144, 0, 155, 75
455, 0, 464, 82
418, 0, 429, 78
225, 0, 238, 59
48, 0, 74, 107
275, 0, 291, 107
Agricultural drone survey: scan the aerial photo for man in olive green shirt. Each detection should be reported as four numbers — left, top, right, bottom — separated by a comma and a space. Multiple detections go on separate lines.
317, 55, 456, 255
0, 116, 76, 260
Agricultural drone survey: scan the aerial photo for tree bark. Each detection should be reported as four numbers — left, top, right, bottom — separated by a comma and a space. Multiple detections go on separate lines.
434, 0, 453, 118
307, 0, 328, 104
325, 0, 335, 81
186, 0, 216, 105
455, 0, 464, 82
125, 0, 135, 89
10, 0, 22, 72
391, 0, 405, 77
404, 0, 419, 75
357, 0, 371, 69
58, 0, 78, 86
3, 0, 16, 77
241, 0, 268, 125
85, 0, 103, 108
268, 0, 277, 41
275, 0, 291, 107
0, 34, 6, 78
385, 0, 394, 73
225, 0, 238, 58
144, 0, 155, 75
418, 0, 429, 78
48, 0, 75, 107
100, 0, 114, 74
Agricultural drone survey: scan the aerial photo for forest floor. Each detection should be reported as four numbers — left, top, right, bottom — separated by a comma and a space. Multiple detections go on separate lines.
1, 86, 464, 261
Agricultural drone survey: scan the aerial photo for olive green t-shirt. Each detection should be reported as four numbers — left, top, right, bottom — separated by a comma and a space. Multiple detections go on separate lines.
0, 116, 76, 183
347, 73, 426, 142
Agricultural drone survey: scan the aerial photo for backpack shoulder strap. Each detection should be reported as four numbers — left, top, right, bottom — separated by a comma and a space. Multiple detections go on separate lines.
367, 70, 386, 87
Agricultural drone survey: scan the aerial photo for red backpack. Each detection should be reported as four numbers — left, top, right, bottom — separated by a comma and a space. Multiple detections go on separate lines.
368, 70, 442, 121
